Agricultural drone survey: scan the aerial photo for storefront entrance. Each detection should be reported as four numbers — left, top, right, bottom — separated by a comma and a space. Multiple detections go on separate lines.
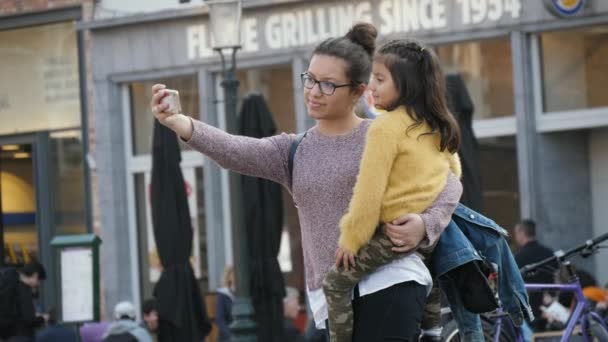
0, 133, 54, 309
0, 130, 87, 310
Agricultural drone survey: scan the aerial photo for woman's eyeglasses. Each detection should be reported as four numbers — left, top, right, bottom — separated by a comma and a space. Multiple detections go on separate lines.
300, 73, 352, 96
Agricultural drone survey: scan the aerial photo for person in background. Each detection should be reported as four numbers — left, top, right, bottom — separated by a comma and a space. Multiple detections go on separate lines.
585, 284, 607, 320
216, 265, 235, 342
283, 287, 305, 342
514, 219, 556, 334
35, 308, 77, 342
103, 301, 152, 342
0, 262, 49, 342
79, 321, 110, 342
539, 292, 570, 330
141, 299, 159, 341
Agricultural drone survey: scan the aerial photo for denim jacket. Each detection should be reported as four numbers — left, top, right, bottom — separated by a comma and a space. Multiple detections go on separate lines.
433, 204, 533, 340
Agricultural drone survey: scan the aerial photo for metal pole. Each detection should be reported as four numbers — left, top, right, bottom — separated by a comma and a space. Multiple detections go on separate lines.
77, 30, 93, 235
217, 47, 257, 341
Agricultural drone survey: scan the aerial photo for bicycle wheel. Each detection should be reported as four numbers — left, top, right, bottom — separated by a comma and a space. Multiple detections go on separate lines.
442, 320, 461, 342
441, 317, 518, 342
585, 317, 608, 342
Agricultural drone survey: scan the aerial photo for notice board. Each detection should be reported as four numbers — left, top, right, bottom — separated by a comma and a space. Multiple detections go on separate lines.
60, 247, 94, 322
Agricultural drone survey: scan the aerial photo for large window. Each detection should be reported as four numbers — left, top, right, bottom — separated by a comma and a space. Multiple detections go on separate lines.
236, 65, 296, 133
436, 38, 514, 120
478, 136, 520, 236
540, 25, 608, 113
0, 130, 86, 265
0, 22, 81, 134
50, 130, 87, 235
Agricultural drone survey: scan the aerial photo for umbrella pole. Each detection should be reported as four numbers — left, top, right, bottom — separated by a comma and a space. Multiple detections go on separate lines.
218, 47, 257, 341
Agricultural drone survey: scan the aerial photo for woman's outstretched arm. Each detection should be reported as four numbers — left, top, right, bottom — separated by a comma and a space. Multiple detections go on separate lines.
151, 84, 292, 186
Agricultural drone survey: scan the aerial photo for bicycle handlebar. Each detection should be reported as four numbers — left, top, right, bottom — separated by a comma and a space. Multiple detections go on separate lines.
519, 232, 608, 275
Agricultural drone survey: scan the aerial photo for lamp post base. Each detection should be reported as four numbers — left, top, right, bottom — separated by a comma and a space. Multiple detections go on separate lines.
229, 296, 257, 341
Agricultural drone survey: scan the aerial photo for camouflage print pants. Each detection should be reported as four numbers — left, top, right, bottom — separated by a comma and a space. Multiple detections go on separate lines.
322, 229, 440, 342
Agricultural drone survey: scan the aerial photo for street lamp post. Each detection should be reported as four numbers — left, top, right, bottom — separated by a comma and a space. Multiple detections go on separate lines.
207, 1, 257, 341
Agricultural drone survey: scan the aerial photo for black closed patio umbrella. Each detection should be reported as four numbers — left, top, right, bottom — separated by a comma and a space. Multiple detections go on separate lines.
150, 120, 211, 341
238, 93, 286, 342
446, 73, 483, 211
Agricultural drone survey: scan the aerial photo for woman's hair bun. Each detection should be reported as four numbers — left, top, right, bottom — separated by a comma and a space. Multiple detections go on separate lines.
345, 22, 377, 57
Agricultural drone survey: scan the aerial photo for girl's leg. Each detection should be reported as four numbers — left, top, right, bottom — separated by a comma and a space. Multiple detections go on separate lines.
352, 281, 426, 342
421, 281, 442, 339
323, 230, 413, 342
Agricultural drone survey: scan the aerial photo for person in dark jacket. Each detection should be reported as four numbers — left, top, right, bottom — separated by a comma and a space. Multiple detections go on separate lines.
0, 262, 48, 341
514, 219, 556, 331
35, 308, 77, 342
216, 265, 235, 342
103, 302, 152, 342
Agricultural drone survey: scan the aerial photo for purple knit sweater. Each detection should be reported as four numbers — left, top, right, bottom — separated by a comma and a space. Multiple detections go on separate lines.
186, 118, 462, 290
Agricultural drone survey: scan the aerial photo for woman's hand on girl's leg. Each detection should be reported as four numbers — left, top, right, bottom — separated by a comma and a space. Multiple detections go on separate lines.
335, 247, 356, 271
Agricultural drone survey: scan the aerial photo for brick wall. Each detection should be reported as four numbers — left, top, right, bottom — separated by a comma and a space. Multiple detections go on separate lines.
0, 0, 81, 16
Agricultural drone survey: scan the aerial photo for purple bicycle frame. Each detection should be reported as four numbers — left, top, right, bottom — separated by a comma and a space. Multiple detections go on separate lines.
492, 280, 608, 342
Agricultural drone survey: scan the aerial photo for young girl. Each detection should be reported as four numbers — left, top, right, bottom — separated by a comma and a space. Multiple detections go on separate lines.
323, 39, 462, 342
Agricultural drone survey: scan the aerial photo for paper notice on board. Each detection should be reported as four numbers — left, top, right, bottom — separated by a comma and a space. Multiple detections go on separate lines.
61, 248, 93, 322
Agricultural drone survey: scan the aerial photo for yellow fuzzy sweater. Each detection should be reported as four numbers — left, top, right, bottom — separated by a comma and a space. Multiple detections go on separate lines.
339, 106, 462, 255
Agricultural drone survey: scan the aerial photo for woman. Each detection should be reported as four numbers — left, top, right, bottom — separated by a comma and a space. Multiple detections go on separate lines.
151, 23, 461, 341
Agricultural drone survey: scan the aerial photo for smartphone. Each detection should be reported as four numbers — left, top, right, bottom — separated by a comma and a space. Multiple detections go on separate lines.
161, 89, 182, 114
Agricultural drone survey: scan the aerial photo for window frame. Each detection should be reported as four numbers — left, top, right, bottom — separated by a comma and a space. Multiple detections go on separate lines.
531, 25, 608, 132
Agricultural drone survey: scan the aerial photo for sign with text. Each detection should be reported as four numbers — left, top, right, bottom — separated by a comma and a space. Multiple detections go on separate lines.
89, 0, 608, 74
187, 0, 524, 60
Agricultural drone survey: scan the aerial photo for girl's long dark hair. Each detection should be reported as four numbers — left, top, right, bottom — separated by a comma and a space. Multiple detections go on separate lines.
376, 39, 460, 153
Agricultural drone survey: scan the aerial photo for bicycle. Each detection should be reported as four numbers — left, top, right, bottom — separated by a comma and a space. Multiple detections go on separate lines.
442, 232, 608, 342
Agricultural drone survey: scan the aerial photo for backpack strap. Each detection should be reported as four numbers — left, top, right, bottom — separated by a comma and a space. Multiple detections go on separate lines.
288, 131, 308, 187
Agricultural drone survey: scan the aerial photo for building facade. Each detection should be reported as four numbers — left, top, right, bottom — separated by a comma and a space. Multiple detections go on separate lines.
0, 0, 94, 313
80, 0, 608, 318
